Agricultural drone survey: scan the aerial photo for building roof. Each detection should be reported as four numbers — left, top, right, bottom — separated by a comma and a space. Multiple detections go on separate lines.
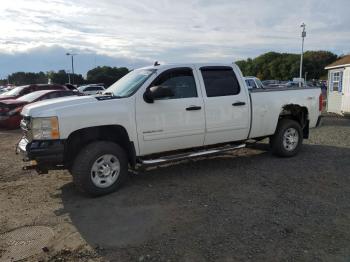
325, 55, 350, 69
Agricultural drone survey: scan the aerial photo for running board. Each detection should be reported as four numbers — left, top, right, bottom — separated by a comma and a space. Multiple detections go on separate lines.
139, 144, 246, 166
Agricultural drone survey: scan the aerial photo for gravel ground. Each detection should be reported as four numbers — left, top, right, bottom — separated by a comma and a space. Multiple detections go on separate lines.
0, 115, 350, 261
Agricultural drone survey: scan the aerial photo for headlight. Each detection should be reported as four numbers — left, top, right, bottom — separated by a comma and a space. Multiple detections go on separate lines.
31, 117, 60, 140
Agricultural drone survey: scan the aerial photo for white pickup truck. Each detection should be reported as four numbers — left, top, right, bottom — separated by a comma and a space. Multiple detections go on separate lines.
18, 63, 323, 196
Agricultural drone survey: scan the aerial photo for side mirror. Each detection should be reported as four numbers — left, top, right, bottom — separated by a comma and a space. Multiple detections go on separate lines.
143, 86, 174, 103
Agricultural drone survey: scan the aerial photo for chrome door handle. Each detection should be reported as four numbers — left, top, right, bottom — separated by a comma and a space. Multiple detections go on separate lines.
232, 101, 246, 106
186, 106, 202, 111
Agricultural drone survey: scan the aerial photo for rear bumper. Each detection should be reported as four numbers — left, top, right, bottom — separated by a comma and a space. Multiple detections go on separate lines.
18, 137, 65, 171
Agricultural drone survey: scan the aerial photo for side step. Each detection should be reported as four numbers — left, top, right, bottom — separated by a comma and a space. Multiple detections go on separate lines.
139, 144, 246, 166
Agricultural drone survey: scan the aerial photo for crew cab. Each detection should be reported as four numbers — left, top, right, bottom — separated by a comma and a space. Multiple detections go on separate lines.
18, 63, 322, 196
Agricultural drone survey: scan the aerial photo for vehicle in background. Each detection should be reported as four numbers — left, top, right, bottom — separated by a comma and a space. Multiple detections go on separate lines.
77, 84, 105, 95
0, 90, 81, 129
262, 80, 280, 87
286, 81, 301, 87
0, 86, 14, 94
244, 76, 264, 89
0, 84, 69, 101
293, 78, 305, 86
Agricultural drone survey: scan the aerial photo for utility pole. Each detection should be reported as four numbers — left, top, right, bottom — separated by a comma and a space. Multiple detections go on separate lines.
67, 70, 71, 84
66, 53, 77, 85
299, 23, 306, 87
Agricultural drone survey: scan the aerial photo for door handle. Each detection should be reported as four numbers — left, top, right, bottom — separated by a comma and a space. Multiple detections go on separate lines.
232, 101, 246, 106
186, 106, 202, 111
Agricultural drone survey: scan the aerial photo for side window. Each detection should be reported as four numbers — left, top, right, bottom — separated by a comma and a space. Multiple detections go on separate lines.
21, 88, 31, 95
151, 68, 197, 99
59, 91, 74, 97
40, 92, 58, 100
201, 67, 240, 97
247, 79, 257, 89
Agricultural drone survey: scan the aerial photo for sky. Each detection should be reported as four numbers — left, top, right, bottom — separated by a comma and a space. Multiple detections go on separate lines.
0, 0, 349, 77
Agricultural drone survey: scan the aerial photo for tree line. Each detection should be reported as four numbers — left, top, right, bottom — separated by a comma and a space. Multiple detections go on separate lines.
0, 50, 340, 86
236, 51, 338, 80
0, 66, 130, 87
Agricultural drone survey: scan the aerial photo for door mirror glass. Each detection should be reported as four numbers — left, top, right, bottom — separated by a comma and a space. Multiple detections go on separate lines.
144, 86, 174, 103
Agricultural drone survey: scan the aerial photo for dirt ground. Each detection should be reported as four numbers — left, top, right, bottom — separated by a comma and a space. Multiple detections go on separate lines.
0, 115, 350, 262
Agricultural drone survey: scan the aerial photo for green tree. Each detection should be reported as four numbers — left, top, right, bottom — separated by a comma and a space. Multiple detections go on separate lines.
87, 66, 130, 87
48, 70, 85, 85
236, 51, 338, 80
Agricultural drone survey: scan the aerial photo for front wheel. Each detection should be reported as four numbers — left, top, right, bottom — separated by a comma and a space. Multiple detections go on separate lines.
71, 141, 129, 196
270, 119, 303, 157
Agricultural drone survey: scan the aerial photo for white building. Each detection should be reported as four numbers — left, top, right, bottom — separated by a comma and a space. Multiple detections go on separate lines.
325, 55, 350, 114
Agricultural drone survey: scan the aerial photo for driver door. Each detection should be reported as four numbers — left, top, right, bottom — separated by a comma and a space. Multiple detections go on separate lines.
136, 67, 205, 155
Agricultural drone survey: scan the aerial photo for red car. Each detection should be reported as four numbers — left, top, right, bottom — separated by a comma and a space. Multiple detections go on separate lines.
0, 90, 81, 129
0, 84, 69, 101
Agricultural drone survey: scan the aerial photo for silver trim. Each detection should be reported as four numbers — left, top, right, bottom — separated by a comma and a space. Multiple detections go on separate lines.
141, 144, 246, 165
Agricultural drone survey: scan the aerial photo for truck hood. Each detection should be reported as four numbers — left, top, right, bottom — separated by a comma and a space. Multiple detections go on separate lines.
21, 95, 97, 117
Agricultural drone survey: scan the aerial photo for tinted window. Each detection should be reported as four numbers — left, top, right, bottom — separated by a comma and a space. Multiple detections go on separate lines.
201, 67, 240, 97
37, 92, 57, 100
151, 68, 197, 99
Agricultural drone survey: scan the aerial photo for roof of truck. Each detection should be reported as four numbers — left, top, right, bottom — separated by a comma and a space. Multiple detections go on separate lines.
140, 62, 236, 70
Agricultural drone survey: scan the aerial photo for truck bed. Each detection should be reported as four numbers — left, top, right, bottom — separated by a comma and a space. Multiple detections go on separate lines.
248, 87, 321, 139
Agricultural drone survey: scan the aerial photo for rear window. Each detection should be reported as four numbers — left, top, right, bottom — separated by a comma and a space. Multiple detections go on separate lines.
200, 67, 240, 97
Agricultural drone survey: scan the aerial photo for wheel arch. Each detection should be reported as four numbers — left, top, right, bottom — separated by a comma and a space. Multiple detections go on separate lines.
64, 125, 136, 168
278, 104, 309, 138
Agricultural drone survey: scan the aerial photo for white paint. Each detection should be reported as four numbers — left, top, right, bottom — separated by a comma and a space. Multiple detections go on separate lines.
21, 63, 321, 157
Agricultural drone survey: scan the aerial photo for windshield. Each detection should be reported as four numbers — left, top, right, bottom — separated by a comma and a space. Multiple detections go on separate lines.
17, 91, 48, 102
104, 69, 156, 97
2, 86, 26, 96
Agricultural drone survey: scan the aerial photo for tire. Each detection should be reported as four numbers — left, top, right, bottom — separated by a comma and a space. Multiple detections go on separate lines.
71, 141, 129, 196
270, 119, 303, 157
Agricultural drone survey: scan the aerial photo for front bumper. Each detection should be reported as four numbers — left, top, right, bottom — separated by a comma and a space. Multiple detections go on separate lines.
17, 137, 65, 172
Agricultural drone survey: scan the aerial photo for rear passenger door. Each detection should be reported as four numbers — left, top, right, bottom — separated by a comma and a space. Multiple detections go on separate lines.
197, 66, 250, 145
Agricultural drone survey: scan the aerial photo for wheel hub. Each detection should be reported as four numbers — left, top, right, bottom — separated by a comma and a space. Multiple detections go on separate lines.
283, 127, 299, 151
91, 154, 120, 188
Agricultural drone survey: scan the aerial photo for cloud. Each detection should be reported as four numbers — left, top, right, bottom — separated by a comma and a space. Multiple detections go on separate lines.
0, 45, 150, 77
0, 0, 349, 75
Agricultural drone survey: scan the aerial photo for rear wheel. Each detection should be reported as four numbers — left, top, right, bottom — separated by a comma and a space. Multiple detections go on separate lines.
71, 141, 129, 196
270, 119, 303, 157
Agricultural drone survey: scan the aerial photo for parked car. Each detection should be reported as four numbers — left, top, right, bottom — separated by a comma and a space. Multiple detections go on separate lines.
262, 80, 280, 87
0, 84, 69, 101
0, 90, 80, 129
0, 87, 6, 94
18, 63, 322, 196
77, 84, 105, 95
244, 76, 264, 89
